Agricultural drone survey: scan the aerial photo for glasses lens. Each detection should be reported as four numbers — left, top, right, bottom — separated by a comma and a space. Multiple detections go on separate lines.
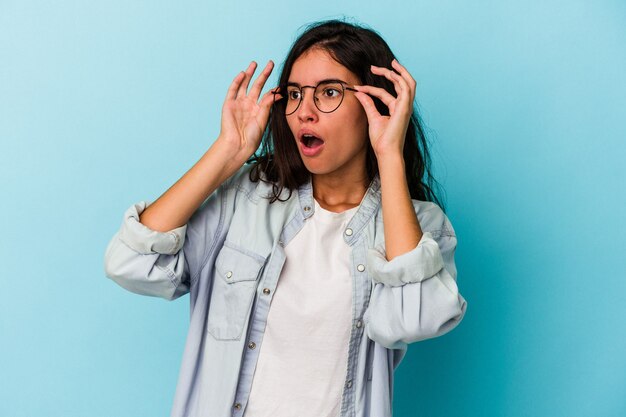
314, 82, 345, 113
285, 86, 301, 115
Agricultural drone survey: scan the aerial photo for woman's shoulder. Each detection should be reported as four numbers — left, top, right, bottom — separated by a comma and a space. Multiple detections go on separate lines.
222, 164, 291, 203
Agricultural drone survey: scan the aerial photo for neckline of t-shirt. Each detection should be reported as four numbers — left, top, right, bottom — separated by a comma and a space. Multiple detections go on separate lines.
312, 198, 359, 223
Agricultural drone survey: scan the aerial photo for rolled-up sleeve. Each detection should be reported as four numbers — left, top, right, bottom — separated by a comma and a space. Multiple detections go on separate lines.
364, 220, 467, 349
104, 202, 190, 301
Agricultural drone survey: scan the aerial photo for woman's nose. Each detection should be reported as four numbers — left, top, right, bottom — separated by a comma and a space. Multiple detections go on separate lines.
297, 90, 319, 121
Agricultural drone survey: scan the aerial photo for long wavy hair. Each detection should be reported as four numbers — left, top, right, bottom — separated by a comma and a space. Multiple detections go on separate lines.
249, 19, 445, 210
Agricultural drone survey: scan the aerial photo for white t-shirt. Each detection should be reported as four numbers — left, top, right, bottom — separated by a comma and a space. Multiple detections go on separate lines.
243, 199, 358, 417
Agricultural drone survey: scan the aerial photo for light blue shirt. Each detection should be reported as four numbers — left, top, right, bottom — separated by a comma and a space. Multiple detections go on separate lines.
104, 166, 467, 417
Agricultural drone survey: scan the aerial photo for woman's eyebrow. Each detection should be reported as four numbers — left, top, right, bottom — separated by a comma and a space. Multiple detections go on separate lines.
286, 78, 350, 87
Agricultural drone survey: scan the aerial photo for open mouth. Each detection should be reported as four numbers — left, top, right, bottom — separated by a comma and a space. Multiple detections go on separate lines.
301, 134, 324, 148
298, 130, 325, 157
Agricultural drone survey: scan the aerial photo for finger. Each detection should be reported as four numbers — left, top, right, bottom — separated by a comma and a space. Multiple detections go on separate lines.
226, 71, 246, 101
353, 85, 396, 109
391, 59, 417, 95
257, 88, 281, 127
371, 65, 411, 103
391, 59, 416, 86
370, 65, 405, 94
260, 87, 281, 107
354, 91, 383, 122
237, 61, 257, 97
269, 87, 283, 106
249, 60, 275, 100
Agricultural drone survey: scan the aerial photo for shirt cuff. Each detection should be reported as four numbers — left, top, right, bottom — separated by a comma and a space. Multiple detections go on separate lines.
118, 202, 187, 255
367, 232, 444, 287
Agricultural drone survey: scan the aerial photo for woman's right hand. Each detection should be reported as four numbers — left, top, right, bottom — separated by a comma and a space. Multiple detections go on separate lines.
217, 60, 279, 164
138, 61, 279, 232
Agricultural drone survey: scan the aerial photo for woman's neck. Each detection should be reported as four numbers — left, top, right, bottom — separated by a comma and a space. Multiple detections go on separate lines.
312, 171, 369, 213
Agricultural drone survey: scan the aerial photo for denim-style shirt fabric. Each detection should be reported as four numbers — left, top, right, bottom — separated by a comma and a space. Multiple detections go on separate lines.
104, 166, 467, 417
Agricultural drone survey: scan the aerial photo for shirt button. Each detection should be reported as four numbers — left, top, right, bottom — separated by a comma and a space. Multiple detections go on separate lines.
233, 403, 242, 410
345, 228, 353, 236
226, 271, 233, 279
263, 288, 271, 295
248, 342, 256, 349
304, 206, 311, 212
346, 379, 353, 388
357, 264, 365, 272
356, 320, 363, 328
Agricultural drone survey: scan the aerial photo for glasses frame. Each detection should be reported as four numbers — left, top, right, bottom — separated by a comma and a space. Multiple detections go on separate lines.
275, 80, 358, 116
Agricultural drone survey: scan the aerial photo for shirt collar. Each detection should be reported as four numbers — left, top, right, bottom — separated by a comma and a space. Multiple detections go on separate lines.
296, 175, 381, 245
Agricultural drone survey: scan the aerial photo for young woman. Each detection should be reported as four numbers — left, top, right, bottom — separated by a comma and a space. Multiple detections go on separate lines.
105, 20, 467, 417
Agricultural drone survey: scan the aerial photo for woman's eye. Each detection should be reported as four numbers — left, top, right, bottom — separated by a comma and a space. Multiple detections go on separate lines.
323, 88, 340, 98
288, 90, 301, 100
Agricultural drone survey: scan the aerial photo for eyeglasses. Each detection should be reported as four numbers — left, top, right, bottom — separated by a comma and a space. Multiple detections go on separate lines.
275, 80, 358, 116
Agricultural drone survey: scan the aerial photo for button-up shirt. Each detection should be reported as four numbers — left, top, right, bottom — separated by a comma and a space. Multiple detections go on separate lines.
104, 166, 467, 417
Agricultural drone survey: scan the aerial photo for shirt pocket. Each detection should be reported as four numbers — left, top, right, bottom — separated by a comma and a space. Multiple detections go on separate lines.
207, 243, 267, 341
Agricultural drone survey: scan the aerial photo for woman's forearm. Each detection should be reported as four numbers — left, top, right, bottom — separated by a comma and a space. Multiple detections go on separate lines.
139, 139, 245, 232
378, 152, 423, 260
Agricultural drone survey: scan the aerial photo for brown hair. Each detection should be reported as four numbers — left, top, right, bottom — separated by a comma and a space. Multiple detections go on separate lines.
249, 19, 445, 210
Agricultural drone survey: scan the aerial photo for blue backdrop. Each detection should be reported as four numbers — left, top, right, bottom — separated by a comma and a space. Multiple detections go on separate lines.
1, 1, 624, 416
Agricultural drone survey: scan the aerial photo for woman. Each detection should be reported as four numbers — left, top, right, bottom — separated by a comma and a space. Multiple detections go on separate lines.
105, 20, 467, 417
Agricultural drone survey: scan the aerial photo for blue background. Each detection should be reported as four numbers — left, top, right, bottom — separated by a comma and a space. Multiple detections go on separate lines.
1, 1, 625, 416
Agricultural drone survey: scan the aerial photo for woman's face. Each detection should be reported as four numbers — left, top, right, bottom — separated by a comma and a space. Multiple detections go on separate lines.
286, 48, 369, 181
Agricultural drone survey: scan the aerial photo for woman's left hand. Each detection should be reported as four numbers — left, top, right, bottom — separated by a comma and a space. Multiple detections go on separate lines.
353, 59, 416, 160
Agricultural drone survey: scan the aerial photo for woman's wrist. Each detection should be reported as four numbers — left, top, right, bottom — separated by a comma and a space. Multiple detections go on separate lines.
210, 137, 251, 174
376, 150, 405, 174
